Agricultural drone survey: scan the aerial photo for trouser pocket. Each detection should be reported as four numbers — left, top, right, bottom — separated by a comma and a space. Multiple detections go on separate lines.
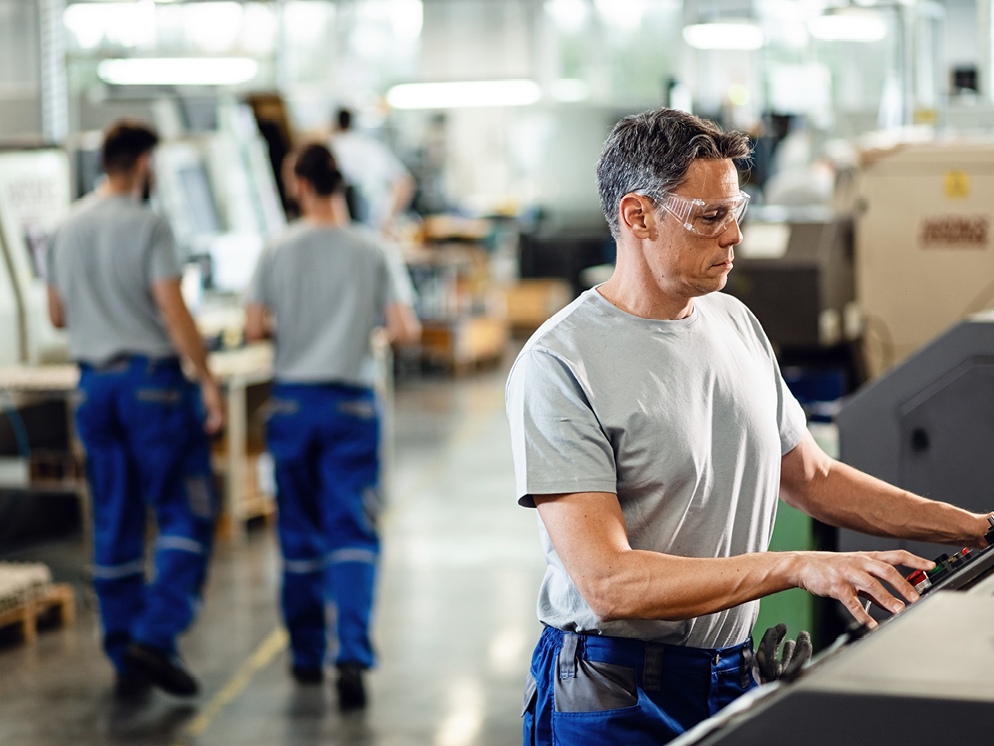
549, 633, 657, 746
522, 670, 538, 746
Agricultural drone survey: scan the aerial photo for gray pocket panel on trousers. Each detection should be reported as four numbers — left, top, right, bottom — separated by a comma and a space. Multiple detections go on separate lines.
337, 399, 376, 420
522, 671, 538, 717
554, 659, 638, 713
136, 388, 182, 404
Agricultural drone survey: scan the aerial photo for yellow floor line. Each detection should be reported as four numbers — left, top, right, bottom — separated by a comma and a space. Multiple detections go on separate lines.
171, 626, 289, 746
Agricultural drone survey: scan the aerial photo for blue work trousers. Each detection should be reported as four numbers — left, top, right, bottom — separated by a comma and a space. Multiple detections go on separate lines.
266, 382, 380, 671
75, 357, 215, 673
523, 627, 756, 745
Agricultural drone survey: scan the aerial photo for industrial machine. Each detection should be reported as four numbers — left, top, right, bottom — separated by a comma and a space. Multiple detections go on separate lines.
725, 207, 857, 351
0, 148, 71, 365
153, 98, 285, 298
854, 141, 994, 379
836, 312, 994, 561
669, 519, 994, 746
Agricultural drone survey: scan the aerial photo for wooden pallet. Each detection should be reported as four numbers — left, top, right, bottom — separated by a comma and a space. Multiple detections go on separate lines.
0, 584, 75, 643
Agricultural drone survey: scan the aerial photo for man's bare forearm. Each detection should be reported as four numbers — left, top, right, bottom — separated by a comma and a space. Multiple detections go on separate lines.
168, 314, 212, 381
575, 548, 797, 622
780, 433, 989, 548
536, 491, 929, 628
152, 280, 213, 383
797, 461, 985, 545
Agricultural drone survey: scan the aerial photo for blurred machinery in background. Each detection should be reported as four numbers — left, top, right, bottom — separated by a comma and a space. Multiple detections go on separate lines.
152, 97, 285, 307
0, 148, 71, 366
726, 209, 856, 354
854, 141, 994, 379
70, 95, 286, 312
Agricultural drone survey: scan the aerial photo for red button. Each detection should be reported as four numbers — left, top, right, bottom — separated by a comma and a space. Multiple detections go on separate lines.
909, 570, 927, 585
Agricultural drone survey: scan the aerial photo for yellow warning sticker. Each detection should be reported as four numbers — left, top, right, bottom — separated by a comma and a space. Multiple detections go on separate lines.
945, 170, 970, 199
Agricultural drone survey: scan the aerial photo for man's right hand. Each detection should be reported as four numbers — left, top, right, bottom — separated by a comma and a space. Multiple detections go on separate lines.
790, 550, 935, 627
200, 378, 226, 435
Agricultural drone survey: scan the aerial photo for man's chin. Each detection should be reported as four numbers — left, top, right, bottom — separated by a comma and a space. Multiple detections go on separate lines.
696, 271, 729, 294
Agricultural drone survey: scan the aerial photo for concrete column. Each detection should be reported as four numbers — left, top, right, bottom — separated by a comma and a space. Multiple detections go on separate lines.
39, 0, 68, 143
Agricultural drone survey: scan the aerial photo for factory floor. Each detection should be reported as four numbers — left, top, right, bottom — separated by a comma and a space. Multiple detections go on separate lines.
0, 360, 546, 746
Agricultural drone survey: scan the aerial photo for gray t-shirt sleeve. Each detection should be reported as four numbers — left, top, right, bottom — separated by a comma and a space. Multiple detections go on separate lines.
245, 246, 273, 308
506, 348, 618, 508
381, 241, 415, 308
776, 363, 807, 455
148, 217, 182, 282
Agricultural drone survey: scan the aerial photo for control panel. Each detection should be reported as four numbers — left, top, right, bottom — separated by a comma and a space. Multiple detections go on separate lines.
668, 515, 994, 746
905, 515, 994, 597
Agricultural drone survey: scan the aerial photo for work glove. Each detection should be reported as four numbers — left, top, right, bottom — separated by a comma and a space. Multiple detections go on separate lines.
755, 623, 812, 684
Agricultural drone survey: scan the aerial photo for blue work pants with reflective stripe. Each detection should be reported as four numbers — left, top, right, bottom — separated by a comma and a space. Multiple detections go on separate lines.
523, 627, 756, 745
266, 382, 380, 671
75, 357, 215, 673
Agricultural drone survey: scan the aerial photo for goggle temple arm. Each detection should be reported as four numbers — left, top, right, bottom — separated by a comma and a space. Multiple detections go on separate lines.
657, 193, 695, 230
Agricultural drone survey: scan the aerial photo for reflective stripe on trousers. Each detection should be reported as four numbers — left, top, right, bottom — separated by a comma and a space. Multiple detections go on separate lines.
522, 627, 757, 746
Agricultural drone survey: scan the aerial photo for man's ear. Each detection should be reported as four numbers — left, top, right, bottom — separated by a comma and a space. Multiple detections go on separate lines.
134, 152, 152, 179
619, 194, 657, 239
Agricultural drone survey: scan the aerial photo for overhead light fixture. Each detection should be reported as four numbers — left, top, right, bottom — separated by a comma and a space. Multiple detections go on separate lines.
97, 57, 259, 86
808, 10, 887, 42
386, 80, 542, 109
682, 22, 764, 51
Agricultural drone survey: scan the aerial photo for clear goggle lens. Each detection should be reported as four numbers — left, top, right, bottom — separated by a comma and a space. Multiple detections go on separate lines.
659, 191, 750, 237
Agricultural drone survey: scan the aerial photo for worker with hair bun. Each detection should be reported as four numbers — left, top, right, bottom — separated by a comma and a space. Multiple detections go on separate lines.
245, 142, 420, 710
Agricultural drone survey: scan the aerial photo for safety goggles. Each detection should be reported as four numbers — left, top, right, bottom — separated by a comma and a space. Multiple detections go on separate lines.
656, 190, 750, 237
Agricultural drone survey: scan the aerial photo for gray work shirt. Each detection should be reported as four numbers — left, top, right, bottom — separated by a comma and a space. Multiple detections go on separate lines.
246, 222, 409, 387
47, 194, 181, 365
506, 289, 807, 649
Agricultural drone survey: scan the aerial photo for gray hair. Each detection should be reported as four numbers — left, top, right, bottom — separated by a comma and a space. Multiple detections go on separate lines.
596, 108, 751, 239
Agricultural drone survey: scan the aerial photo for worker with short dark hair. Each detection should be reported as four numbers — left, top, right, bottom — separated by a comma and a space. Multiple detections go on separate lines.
244, 143, 419, 709
47, 119, 225, 698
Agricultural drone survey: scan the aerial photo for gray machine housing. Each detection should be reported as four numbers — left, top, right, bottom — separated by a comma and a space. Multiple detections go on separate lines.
670, 547, 994, 746
724, 218, 854, 348
836, 312, 994, 559
682, 593, 994, 746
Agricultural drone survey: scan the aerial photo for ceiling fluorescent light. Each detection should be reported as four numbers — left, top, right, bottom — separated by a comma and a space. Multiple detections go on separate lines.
97, 57, 258, 86
808, 11, 886, 42
682, 22, 764, 51
387, 80, 542, 109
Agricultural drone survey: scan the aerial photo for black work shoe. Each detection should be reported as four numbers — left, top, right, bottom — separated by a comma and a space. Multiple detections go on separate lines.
335, 663, 366, 710
291, 665, 324, 685
124, 642, 199, 697
114, 670, 152, 701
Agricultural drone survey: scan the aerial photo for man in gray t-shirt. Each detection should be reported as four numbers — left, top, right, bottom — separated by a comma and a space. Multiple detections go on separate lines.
47, 194, 179, 365
507, 108, 994, 746
47, 120, 224, 699
245, 221, 413, 387
244, 143, 419, 709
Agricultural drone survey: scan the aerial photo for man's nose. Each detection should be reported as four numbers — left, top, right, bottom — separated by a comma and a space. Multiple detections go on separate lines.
720, 216, 743, 246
